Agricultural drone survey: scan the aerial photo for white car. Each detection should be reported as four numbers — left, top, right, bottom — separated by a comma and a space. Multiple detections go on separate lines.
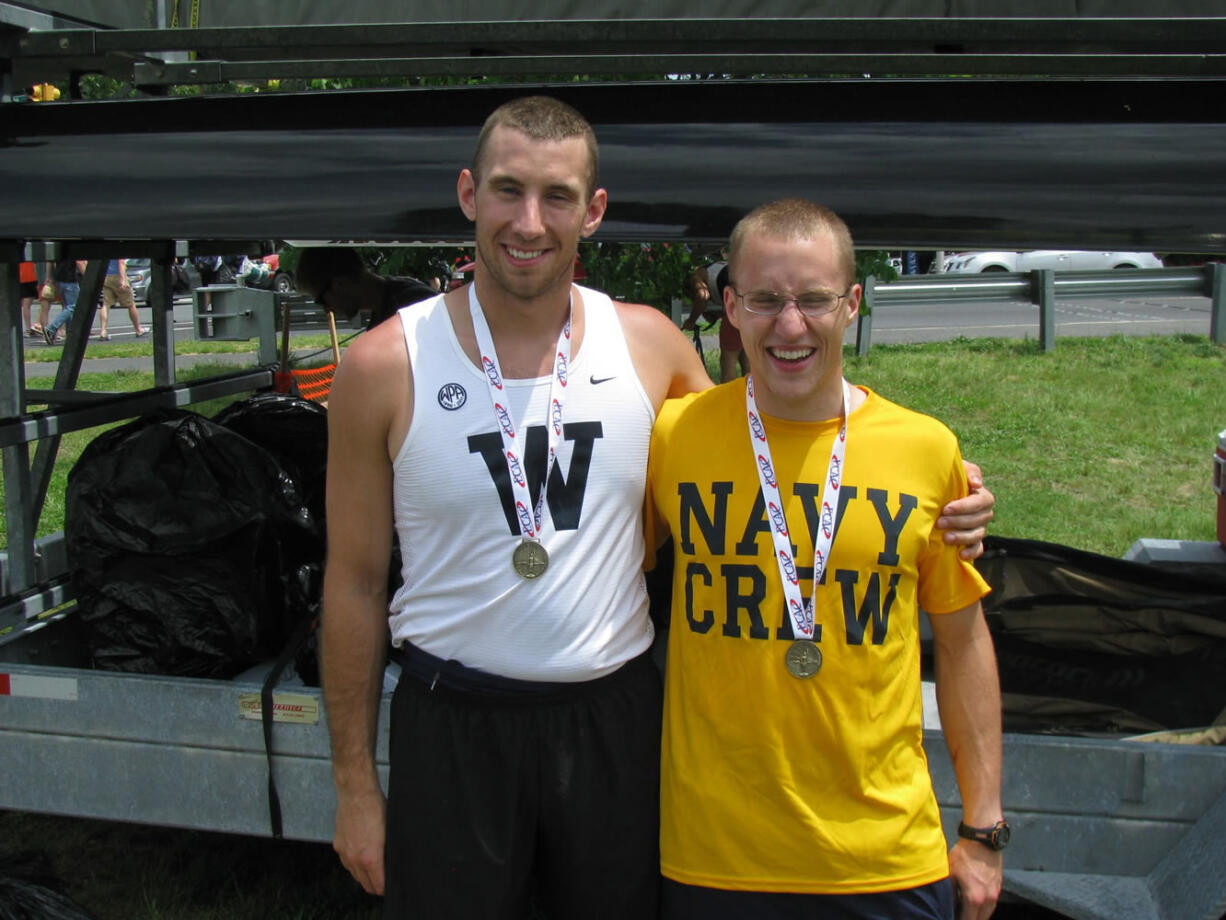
942, 250, 1164, 273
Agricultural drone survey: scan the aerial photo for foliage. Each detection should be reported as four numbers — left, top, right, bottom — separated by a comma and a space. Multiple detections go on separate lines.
856, 249, 899, 284
579, 241, 704, 310
368, 246, 470, 286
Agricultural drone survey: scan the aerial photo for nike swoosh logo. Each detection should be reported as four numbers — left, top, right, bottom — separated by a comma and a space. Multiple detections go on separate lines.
590, 375, 617, 385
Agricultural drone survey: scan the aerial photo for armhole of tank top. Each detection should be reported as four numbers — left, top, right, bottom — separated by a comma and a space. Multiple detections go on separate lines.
391, 305, 421, 471
391, 294, 481, 471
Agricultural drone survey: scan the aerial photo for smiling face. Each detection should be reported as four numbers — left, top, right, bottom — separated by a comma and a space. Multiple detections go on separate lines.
458, 124, 607, 307
726, 231, 860, 422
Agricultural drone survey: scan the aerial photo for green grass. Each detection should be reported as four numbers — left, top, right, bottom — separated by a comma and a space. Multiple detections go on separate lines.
12, 335, 1226, 555
702, 334, 1222, 556
22, 332, 346, 365
844, 335, 1223, 555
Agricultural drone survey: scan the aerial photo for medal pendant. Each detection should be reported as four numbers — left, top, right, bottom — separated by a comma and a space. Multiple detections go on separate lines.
512, 540, 549, 579
785, 639, 823, 679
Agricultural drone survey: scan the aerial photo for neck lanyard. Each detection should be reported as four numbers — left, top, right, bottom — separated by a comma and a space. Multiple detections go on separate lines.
745, 375, 851, 675
468, 284, 571, 578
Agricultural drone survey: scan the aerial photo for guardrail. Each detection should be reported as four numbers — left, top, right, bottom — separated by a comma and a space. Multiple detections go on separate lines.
856, 264, 1226, 355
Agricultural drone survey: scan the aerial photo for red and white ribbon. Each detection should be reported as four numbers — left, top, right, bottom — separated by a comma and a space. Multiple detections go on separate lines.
468, 283, 571, 542
745, 375, 851, 640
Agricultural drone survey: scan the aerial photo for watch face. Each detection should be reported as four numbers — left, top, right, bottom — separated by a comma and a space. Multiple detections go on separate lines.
992, 822, 1011, 849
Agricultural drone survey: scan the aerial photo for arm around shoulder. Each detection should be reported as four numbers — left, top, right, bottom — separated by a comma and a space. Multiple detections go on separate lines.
615, 300, 713, 409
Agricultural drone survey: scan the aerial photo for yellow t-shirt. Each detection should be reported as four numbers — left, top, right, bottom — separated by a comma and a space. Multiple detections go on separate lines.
647, 382, 990, 894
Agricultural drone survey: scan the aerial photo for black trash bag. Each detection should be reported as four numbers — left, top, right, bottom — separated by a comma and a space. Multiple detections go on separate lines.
213, 393, 328, 528
65, 409, 316, 679
213, 394, 330, 686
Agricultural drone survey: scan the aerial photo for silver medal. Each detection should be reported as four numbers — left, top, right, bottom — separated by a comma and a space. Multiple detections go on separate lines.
512, 539, 549, 579
785, 639, 823, 679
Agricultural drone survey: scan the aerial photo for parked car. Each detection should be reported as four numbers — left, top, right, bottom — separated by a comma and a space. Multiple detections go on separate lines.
121, 257, 197, 304
260, 253, 296, 293
125, 257, 151, 304
942, 250, 1164, 273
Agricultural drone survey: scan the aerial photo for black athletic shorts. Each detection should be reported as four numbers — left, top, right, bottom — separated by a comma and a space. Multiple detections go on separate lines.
661, 877, 955, 920
383, 648, 662, 920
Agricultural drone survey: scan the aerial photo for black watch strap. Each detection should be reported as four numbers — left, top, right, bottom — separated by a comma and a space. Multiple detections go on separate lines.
957, 819, 1011, 851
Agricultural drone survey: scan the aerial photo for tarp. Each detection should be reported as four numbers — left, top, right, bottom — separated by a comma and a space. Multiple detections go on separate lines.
974, 536, 1226, 735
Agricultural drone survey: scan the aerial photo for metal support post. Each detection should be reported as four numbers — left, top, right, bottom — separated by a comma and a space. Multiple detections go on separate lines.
1, 253, 36, 593
1208, 262, 1226, 346
1032, 269, 1056, 352
27, 257, 106, 558
856, 275, 875, 357
149, 252, 176, 387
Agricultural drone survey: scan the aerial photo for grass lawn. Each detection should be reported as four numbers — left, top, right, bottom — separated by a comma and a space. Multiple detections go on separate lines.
10, 334, 1225, 555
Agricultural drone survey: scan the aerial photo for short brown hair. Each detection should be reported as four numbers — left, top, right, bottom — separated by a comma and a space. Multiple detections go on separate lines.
472, 95, 599, 198
728, 199, 856, 290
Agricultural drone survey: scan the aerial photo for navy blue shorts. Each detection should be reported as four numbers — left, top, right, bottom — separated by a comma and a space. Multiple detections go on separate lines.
661, 876, 955, 920
383, 649, 662, 920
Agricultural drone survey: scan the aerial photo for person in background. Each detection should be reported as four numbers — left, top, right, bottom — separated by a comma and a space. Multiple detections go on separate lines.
41, 258, 84, 345
18, 261, 42, 338
294, 248, 436, 329
98, 258, 145, 340
682, 258, 745, 383
648, 198, 1004, 920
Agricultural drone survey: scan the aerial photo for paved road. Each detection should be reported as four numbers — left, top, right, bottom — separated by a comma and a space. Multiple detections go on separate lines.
23, 293, 356, 377
856, 292, 1214, 345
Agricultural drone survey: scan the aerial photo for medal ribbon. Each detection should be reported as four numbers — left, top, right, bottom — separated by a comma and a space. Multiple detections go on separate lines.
468, 283, 571, 542
745, 375, 851, 640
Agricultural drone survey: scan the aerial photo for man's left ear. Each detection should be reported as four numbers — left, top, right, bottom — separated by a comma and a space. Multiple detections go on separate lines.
580, 188, 609, 238
844, 283, 863, 327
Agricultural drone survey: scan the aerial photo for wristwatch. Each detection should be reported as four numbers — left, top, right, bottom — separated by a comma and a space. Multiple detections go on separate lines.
957, 819, 1011, 851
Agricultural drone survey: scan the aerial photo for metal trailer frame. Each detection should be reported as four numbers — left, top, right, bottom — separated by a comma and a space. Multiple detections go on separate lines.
3, 15, 1226, 920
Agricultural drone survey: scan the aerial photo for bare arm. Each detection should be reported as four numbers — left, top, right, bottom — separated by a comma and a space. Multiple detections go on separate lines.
681, 286, 710, 331
931, 602, 1003, 920
320, 323, 408, 896
616, 300, 713, 410
940, 460, 995, 560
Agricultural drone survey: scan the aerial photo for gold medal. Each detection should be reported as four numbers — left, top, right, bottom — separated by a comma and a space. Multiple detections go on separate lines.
511, 540, 549, 579
785, 639, 823, 679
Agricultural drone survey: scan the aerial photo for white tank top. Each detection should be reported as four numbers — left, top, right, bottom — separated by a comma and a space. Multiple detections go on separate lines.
387, 286, 656, 681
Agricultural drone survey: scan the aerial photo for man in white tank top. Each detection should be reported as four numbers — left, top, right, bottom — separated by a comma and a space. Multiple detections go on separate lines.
320, 96, 997, 919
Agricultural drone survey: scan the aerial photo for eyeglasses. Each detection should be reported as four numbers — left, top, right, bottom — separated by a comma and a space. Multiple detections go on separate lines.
733, 288, 850, 317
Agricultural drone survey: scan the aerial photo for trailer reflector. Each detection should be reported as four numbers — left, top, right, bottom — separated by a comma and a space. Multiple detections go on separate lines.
0, 673, 78, 700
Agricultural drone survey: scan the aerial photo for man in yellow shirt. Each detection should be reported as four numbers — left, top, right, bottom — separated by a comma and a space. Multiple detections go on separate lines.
648, 199, 1005, 920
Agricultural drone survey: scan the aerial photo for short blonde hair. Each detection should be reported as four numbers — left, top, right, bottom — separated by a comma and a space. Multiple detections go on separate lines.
728, 199, 856, 290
